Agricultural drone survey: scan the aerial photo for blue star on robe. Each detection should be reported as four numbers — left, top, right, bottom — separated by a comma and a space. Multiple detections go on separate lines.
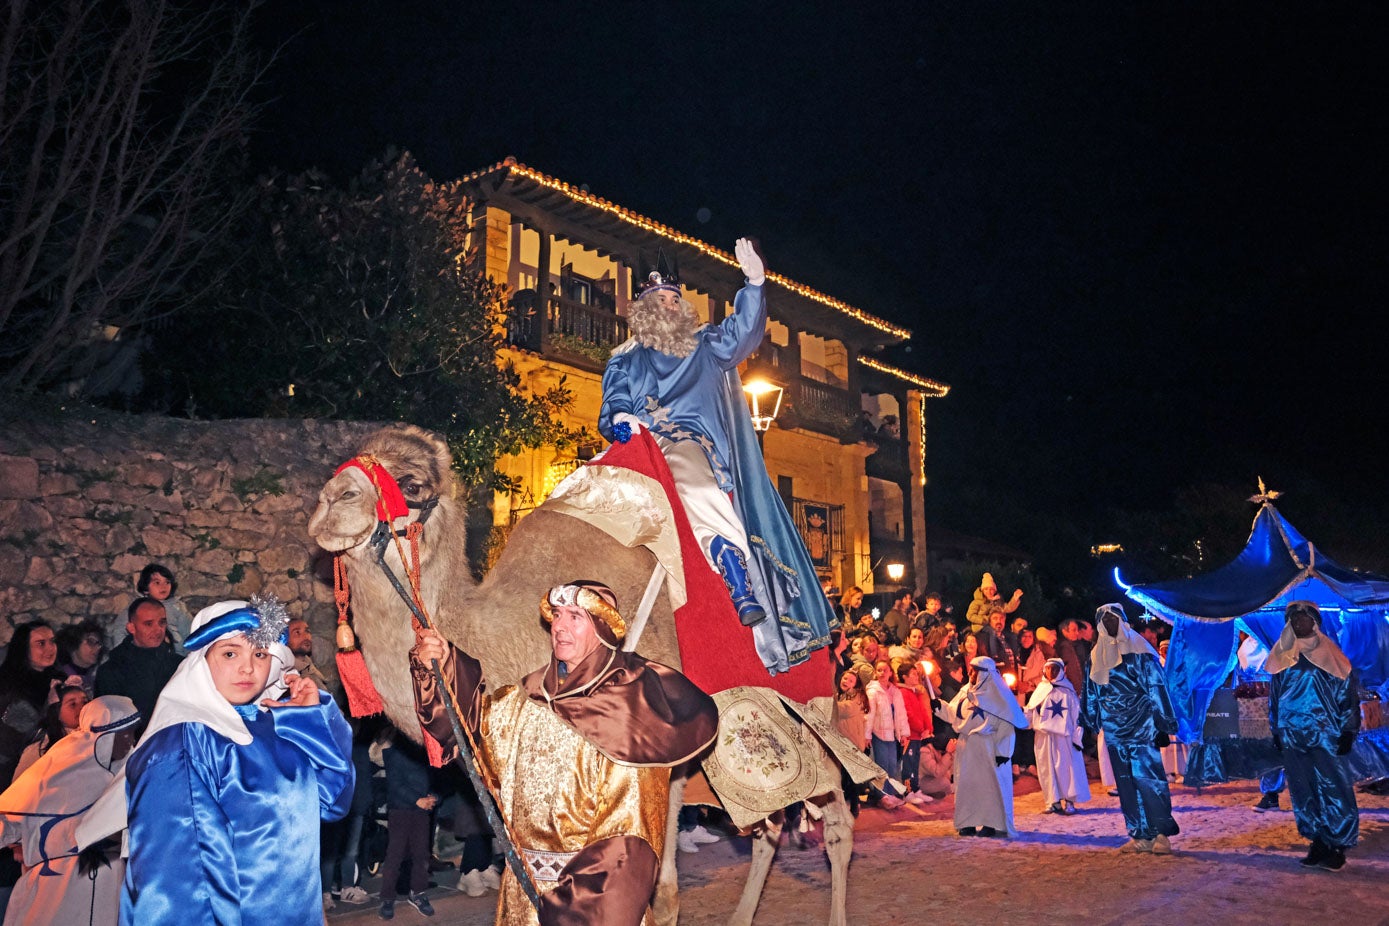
1045, 696, 1068, 719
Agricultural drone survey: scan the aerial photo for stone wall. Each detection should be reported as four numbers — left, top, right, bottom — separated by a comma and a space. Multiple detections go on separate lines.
0, 407, 381, 656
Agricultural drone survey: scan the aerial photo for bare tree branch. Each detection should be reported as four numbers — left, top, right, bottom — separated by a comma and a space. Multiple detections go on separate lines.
0, 0, 267, 394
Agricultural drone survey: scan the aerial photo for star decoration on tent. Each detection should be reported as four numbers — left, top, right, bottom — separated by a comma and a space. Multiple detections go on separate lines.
1248, 476, 1283, 505
1045, 697, 1067, 719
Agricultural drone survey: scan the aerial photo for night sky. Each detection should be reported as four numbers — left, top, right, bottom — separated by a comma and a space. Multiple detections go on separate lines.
249, 2, 1389, 544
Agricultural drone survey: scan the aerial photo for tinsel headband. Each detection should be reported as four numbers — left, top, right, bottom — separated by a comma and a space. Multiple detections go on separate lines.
183, 594, 291, 651
540, 582, 626, 641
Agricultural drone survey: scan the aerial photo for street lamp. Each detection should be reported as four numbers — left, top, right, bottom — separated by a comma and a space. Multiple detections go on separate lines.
885, 562, 905, 582
743, 378, 784, 433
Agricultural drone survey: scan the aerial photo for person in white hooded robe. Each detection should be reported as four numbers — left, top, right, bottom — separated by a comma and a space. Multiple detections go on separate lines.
0, 696, 141, 926
1025, 658, 1090, 815
938, 656, 1030, 836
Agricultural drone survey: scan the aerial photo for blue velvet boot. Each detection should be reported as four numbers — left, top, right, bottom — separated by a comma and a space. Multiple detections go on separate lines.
710, 536, 767, 626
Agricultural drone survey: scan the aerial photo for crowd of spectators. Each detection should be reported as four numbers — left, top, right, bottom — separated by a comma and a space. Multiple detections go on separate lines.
828, 571, 1174, 818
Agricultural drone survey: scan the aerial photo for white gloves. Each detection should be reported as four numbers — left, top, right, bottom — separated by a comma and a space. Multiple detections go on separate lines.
613, 412, 645, 433
735, 237, 765, 286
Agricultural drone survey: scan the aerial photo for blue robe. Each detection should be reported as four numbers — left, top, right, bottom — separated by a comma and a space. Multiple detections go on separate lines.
1083, 652, 1179, 841
599, 283, 836, 673
121, 698, 354, 925
1270, 656, 1360, 849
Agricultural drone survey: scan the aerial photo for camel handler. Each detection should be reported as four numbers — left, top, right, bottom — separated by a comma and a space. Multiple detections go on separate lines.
410, 580, 718, 926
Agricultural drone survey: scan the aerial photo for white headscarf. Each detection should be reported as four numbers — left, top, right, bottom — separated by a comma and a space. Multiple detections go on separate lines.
967, 656, 1030, 728
75, 597, 295, 850
1026, 658, 1071, 711
137, 598, 294, 749
1265, 601, 1353, 680
1089, 603, 1157, 685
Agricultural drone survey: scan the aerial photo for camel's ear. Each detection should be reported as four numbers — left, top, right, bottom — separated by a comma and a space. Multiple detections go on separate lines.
362, 424, 457, 499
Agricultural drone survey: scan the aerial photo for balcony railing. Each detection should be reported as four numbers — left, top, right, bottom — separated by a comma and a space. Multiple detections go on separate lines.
865, 437, 909, 484
507, 292, 629, 371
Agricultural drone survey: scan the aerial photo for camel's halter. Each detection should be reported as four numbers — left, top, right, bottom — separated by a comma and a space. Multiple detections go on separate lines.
333, 454, 541, 911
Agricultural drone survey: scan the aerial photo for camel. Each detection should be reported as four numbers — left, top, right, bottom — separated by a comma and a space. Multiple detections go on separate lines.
308, 424, 861, 926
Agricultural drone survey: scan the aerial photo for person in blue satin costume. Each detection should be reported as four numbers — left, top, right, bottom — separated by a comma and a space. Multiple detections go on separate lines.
1266, 600, 1360, 871
1082, 603, 1180, 853
598, 238, 836, 674
118, 597, 354, 925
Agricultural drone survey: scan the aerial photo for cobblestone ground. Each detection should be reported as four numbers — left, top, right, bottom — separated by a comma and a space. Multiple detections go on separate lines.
327, 776, 1389, 925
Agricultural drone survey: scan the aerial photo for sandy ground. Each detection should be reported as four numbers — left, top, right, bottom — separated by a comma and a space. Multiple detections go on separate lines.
327, 776, 1389, 926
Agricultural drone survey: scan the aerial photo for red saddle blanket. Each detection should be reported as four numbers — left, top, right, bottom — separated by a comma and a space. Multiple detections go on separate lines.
589, 433, 831, 702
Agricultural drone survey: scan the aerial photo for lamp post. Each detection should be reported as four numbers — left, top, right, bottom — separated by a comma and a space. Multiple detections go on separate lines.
743, 378, 784, 448
885, 562, 906, 583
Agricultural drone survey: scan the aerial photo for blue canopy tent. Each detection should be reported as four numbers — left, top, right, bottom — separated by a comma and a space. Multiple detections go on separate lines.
1117, 497, 1389, 785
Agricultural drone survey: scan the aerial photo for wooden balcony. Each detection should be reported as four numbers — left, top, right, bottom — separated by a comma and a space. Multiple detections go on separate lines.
507, 292, 629, 372
865, 437, 909, 485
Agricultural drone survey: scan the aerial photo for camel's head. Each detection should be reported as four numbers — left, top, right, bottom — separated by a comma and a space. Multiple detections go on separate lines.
309, 424, 456, 552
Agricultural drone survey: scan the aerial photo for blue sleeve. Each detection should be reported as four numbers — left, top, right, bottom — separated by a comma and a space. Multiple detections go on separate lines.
1143, 654, 1179, 734
598, 352, 634, 442
125, 726, 243, 926
270, 696, 355, 821
1336, 672, 1361, 739
1081, 673, 1098, 732
702, 284, 767, 369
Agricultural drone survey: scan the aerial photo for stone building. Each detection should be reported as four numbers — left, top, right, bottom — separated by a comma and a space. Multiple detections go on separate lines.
461, 158, 949, 594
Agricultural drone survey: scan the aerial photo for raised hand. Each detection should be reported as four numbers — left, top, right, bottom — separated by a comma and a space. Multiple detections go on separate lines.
263, 672, 319, 709
735, 238, 765, 285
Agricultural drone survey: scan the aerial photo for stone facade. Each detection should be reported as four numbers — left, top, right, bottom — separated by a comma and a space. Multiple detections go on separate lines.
0, 408, 379, 662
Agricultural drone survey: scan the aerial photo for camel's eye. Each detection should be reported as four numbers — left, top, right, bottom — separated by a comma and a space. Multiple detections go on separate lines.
339, 488, 360, 501
399, 478, 422, 498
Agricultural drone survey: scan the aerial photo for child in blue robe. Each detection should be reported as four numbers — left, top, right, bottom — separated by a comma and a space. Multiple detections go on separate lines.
83, 597, 354, 926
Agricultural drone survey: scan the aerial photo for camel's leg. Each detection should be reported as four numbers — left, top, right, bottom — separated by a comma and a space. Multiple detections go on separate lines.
651, 768, 687, 926
819, 781, 854, 926
728, 811, 783, 926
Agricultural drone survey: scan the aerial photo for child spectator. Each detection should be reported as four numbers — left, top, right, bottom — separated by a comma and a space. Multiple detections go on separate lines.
378, 731, 437, 919
137, 563, 193, 652
14, 683, 88, 778
896, 663, 936, 805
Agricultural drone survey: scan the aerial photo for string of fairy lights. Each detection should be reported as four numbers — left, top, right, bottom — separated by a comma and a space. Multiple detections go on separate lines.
462, 158, 914, 339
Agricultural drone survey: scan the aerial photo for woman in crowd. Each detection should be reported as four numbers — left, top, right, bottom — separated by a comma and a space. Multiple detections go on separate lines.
865, 660, 910, 809
961, 631, 982, 666
82, 596, 354, 925
0, 621, 64, 917
836, 587, 865, 629
1012, 627, 1043, 777
55, 621, 105, 696
136, 563, 193, 652
0, 623, 64, 787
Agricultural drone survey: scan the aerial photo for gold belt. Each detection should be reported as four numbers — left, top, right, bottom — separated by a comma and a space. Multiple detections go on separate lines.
520, 847, 577, 883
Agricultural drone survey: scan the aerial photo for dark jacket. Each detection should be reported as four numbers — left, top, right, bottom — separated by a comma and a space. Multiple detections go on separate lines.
94, 638, 183, 728
383, 738, 433, 810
